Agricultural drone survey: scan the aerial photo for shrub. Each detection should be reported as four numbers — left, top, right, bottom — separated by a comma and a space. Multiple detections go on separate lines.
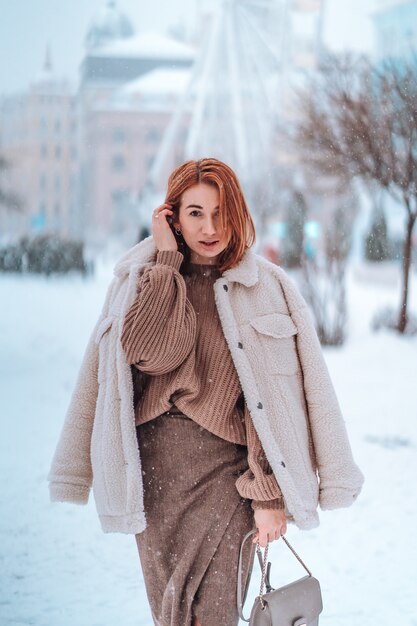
0, 234, 92, 275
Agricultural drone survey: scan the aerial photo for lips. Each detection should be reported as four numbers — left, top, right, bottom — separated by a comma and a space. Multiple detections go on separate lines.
200, 240, 219, 244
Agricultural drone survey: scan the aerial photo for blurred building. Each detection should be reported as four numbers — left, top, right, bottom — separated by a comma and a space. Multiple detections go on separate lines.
0, 49, 78, 239
0, 2, 195, 245
372, 0, 417, 62
77, 5, 195, 246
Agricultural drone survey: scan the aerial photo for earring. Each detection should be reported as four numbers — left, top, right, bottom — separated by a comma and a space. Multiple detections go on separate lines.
174, 228, 182, 235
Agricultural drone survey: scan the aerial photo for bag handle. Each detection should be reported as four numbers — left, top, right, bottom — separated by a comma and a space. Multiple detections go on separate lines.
237, 529, 314, 622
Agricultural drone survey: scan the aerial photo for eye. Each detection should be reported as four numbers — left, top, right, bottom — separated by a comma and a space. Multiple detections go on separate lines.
190, 210, 201, 216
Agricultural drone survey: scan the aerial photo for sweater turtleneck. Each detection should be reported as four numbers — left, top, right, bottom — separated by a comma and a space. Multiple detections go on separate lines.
181, 257, 222, 278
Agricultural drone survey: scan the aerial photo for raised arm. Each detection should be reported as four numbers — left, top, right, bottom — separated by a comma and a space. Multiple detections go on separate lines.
121, 249, 197, 375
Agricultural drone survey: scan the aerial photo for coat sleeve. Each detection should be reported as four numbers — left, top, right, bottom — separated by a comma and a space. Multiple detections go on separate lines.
46, 277, 117, 505
235, 403, 286, 511
46, 320, 99, 504
276, 267, 365, 510
120, 249, 197, 375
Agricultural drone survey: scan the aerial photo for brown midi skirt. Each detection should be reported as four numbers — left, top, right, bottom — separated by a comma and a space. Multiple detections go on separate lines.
135, 409, 257, 626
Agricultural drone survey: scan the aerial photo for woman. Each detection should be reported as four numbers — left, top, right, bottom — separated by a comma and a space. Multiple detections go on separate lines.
47, 158, 364, 626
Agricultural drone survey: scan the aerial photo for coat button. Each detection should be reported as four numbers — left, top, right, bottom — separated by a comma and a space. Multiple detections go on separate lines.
257, 402, 263, 409
238, 342, 243, 349
223, 284, 228, 291
281, 461, 286, 468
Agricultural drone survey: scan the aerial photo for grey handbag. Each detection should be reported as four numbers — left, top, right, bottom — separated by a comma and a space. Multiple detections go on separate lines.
237, 529, 323, 625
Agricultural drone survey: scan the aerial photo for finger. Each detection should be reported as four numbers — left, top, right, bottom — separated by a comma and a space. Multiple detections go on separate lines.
153, 209, 173, 221
157, 209, 173, 217
153, 204, 172, 216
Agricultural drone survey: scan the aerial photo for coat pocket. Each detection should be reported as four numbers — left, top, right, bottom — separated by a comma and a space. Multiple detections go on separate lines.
249, 312, 299, 375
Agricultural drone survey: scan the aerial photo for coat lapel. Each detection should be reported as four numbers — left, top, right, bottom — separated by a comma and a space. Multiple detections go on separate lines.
221, 248, 259, 287
212, 272, 307, 526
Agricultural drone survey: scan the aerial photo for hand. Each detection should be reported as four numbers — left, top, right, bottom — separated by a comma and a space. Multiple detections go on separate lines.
152, 203, 178, 252
252, 509, 287, 548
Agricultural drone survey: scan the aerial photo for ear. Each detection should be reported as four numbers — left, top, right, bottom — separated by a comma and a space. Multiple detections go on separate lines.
172, 214, 180, 230
171, 201, 183, 232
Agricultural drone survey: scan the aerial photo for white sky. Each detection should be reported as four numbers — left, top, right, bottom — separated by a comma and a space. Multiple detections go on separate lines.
0, 0, 377, 96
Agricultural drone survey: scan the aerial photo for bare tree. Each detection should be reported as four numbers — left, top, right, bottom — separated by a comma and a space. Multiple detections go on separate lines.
295, 52, 417, 333
301, 203, 353, 346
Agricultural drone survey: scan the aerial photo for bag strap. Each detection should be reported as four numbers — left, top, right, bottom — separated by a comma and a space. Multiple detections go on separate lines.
237, 529, 314, 622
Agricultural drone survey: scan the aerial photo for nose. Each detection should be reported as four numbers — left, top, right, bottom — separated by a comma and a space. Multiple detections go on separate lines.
201, 216, 217, 236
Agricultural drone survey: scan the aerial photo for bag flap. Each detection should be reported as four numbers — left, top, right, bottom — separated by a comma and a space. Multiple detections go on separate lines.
250, 575, 323, 623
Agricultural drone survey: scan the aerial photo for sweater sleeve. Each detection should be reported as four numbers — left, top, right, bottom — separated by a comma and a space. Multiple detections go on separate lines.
120, 249, 197, 375
235, 403, 285, 511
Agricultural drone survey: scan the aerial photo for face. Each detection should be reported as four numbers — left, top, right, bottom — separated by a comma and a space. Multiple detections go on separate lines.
174, 182, 230, 264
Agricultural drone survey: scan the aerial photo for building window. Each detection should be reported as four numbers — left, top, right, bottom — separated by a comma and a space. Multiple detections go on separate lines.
54, 202, 60, 216
54, 175, 61, 192
41, 144, 47, 158
40, 173, 47, 191
113, 128, 127, 143
54, 119, 61, 133
112, 154, 126, 171
70, 145, 77, 160
146, 128, 161, 144
111, 188, 129, 206
55, 145, 61, 159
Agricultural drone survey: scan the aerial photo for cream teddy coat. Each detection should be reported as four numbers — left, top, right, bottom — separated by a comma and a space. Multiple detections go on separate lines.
47, 235, 364, 534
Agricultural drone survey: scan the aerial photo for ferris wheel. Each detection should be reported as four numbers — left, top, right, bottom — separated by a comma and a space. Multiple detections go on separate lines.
140, 0, 292, 232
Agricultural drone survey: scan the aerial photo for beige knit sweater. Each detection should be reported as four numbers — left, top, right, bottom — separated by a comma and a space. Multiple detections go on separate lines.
121, 248, 284, 510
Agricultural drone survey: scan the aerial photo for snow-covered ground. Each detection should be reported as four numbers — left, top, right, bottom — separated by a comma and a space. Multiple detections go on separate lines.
1, 257, 416, 626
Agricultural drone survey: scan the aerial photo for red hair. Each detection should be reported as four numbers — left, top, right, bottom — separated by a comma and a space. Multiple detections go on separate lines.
164, 158, 256, 273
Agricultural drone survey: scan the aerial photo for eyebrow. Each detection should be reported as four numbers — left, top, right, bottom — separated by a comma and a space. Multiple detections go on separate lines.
185, 204, 220, 210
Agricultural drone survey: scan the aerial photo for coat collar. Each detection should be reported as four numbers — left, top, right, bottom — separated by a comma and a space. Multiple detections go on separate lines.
113, 235, 156, 278
223, 248, 259, 287
113, 235, 259, 287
